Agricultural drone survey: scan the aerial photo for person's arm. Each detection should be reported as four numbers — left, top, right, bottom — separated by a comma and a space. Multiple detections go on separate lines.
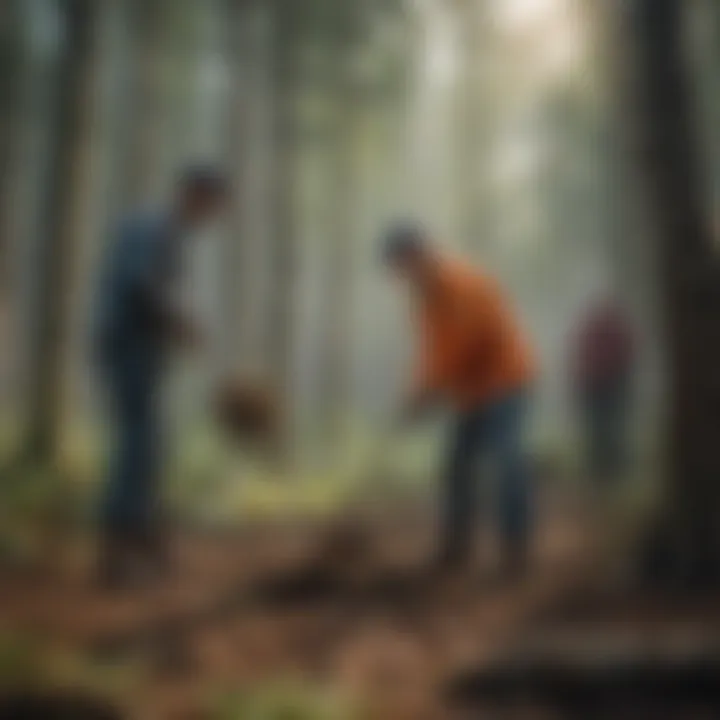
402, 312, 446, 421
413, 311, 454, 397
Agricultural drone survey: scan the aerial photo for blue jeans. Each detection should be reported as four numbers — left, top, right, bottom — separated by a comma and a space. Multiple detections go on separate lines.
100, 356, 162, 534
442, 388, 532, 558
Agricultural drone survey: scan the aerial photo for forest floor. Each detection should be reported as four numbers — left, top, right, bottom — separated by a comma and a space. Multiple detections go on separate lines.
1, 495, 720, 719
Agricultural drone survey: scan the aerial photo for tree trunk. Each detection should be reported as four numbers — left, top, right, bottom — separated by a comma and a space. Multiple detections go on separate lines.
24, 0, 99, 462
453, 0, 492, 252
0, 0, 24, 292
222, 0, 255, 368
632, 0, 720, 584
118, 0, 166, 206
705, 0, 720, 206
268, 0, 302, 459
321, 6, 363, 451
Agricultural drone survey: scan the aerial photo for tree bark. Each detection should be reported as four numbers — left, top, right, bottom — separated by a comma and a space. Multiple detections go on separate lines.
268, 0, 302, 459
321, 4, 364, 450
118, 0, 166, 206
222, 0, 255, 368
704, 0, 720, 206
453, 0, 492, 252
632, 0, 720, 584
24, 0, 99, 462
0, 0, 25, 292
235, 0, 273, 375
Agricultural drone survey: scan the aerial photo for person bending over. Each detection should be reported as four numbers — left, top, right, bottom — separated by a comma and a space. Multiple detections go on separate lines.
383, 223, 537, 575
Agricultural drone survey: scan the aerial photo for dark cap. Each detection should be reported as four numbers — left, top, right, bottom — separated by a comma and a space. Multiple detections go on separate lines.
381, 221, 427, 263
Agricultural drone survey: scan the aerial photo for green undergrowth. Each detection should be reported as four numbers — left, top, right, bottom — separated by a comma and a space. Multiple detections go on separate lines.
210, 680, 364, 720
0, 632, 142, 709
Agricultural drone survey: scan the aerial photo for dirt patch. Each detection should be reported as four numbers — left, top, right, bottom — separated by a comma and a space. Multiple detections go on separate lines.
0, 508, 589, 719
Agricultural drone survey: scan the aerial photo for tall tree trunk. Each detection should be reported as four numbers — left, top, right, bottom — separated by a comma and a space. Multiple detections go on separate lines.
632, 0, 720, 583
24, 0, 99, 462
453, 0, 492, 252
223, 0, 254, 368
221, 0, 273, 376
118, 0, 166, 206
0, 0, 24, 292
322, 6, 363, 450
592, 0, 661, 433
66, 0, 128, 425
703, 0, 720, 207
268, 0, 301, 459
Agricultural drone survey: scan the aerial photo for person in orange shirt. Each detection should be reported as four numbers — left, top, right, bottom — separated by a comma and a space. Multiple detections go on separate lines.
384, 223, 536, 574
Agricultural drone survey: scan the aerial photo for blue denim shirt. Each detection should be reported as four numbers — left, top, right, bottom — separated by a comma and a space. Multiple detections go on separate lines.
93, 211, 180, 377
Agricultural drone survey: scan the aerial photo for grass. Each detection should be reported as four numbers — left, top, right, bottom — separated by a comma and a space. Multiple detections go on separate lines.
1, 412, 648, 532
0, 417, 440, 565
211, 680, 363, 720
0, 632, 143, 709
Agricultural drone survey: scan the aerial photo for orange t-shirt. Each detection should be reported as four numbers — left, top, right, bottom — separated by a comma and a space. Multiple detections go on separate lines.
414, 258, 536, 410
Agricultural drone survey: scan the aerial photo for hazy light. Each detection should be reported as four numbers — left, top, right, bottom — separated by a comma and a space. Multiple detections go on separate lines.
492, 0, 583, 82
422, 0, 457, 86
493, 0, 559, 33
494, 131, 543, 187
199, 53, 230, 95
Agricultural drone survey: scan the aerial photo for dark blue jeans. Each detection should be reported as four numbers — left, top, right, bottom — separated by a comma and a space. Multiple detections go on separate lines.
100, 357, 162, 535
442, 388, 532, 559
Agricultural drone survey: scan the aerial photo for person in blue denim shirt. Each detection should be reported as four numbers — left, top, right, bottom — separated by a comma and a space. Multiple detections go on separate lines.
93, 166, 228, 588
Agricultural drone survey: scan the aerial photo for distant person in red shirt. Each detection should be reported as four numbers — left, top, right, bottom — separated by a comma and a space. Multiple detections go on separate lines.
383, 223, 537, 574
572, 297, 636, 485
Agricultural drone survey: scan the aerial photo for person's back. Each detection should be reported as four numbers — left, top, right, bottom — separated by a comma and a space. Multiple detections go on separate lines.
93, 210, 178, 376
414, 257, 535, 410
574, 301, 634, 394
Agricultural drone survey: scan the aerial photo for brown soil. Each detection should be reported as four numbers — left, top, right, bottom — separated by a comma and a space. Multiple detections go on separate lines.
0, 507, 588, 719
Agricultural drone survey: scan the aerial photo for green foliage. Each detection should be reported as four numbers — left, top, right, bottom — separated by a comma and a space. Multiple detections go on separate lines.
211, 680, 362, 720
0, 634, 44, 690
0, 427, 100, 567
0, 632, 140, 701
